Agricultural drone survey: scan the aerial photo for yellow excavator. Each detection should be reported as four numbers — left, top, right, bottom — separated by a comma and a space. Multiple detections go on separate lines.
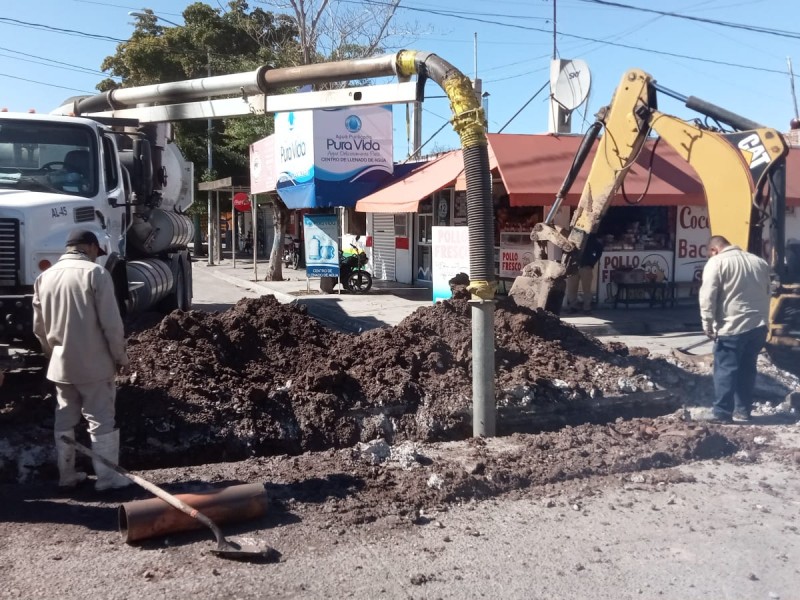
509, 68, 800, 372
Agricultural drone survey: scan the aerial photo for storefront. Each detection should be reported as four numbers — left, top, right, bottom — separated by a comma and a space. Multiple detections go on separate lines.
354, 133, 800, 301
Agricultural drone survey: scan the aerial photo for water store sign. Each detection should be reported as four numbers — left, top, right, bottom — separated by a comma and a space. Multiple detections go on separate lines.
274, 106, 393, 209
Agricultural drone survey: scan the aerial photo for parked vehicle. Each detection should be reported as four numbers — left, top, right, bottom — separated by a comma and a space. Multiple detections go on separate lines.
340, 244, 372, 293
283, 235, 301, 269
0, 112, 194, 356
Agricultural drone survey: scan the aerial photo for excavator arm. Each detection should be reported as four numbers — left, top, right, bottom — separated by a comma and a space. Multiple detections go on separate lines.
509, 68, 799, 367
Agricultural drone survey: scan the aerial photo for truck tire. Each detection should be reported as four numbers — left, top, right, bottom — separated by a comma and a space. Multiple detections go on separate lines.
158, 262, 188, 313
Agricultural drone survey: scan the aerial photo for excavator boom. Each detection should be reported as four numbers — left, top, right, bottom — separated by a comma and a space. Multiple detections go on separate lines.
509, 68, 799, 370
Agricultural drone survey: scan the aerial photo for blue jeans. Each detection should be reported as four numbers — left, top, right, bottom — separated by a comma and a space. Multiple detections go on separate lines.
712, 325, 767, 418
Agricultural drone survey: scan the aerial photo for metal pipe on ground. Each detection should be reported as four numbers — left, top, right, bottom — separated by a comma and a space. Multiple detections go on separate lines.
119, 482, 269, 543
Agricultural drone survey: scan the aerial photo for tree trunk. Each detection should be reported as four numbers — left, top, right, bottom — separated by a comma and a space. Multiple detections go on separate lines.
266, 197, 289, 281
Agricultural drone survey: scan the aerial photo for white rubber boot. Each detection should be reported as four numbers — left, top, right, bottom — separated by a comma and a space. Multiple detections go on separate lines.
90, 429, 131, 491
55, 430, 87, 488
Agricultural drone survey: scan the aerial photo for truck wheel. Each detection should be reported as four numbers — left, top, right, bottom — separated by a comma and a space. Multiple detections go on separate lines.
158, 263, 188, 313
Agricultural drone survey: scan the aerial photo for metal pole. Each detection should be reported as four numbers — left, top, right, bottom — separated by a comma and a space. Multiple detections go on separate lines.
553, 0, 557, 60
232, 191, 237, 268
206, 49, 214, 266
472, 301, 496, 436
207, 191, 213, 266
215, 191, 221, 263
252, 196, 258, 281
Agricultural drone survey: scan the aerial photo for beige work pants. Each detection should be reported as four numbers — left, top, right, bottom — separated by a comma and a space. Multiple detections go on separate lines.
53, 379, 117, 436
566, 265, 596, 311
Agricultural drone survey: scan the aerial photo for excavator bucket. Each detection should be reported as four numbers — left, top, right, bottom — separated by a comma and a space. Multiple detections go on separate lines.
508, 259, 568, 314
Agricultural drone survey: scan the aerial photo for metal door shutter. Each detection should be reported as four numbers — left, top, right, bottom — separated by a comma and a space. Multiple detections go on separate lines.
372, 213, 396, 281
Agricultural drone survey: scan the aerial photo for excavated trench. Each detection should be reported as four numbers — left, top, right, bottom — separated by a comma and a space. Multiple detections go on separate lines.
112, 295, 717, 469
1, 294, 733, 484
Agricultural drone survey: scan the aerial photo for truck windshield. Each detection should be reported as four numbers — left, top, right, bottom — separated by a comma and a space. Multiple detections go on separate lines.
0, 119, 97, 198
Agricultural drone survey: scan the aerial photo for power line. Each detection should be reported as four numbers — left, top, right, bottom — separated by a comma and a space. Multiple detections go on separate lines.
573, 0, 800, 40
359, 0, 799, 79
70, 0, 183, 17
0, 46, 118, 78
498, 80, 549, 132
0, 72, 95, 94
0, 16, 125, 42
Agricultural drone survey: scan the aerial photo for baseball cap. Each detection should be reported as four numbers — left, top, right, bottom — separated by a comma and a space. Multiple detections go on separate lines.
65, 229, 107, 256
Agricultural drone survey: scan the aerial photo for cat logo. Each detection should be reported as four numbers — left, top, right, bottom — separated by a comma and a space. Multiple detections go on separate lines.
737, 133, 772, 170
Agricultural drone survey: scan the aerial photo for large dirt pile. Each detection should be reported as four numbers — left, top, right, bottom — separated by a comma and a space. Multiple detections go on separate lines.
115, 295, 707, 468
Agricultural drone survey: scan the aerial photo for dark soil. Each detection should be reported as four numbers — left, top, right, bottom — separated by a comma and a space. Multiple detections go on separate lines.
1, 295, 715, 480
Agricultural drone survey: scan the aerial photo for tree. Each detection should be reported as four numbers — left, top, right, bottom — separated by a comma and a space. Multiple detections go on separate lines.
257, 0, 412, 68
100, 2, 298, 181
254, 1, 417, 283
99, 1, 299, 278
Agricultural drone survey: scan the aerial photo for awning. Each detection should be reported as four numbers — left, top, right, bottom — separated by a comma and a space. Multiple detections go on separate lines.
488, 133, 800, 207
354, 151, 466, 213
487, 133, 709, 207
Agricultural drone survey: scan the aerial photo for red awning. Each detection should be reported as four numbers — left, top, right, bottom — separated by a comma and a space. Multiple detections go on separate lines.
488, 133, 800, 207
355, 151, 466, 213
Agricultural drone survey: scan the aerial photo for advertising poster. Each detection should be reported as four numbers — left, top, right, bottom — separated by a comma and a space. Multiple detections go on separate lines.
432, 226, 470, 303
312, 105, 394, 206
274, 110, 315, 208
499, 233, 536, 278
303, 214, 340, 278
598, 250, 673, 303
675, 205, 710, 283
249, 134, 276, 194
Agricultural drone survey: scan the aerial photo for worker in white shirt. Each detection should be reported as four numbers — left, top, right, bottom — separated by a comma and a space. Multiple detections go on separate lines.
698, 235, 771, 423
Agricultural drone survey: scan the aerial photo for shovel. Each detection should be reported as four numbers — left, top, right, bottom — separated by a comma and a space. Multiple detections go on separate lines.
61, 436, 276, 561
672, 336, 714, 363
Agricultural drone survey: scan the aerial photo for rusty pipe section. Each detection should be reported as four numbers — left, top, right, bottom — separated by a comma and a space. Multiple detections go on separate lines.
119, 482, 268, 543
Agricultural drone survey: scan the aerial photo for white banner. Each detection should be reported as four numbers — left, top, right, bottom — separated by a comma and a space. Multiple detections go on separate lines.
275, 110, 315, 187
432, 226, 470, 303
249, 134, 276, 194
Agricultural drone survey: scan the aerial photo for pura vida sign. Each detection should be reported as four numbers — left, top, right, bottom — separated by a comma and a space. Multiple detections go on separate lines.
274, 106, 393, 209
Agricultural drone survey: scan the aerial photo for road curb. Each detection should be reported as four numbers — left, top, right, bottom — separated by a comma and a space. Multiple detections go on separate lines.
200, 266, 299, 305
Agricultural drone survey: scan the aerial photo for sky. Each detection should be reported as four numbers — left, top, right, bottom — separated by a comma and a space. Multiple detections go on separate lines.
1, 0, 799, 160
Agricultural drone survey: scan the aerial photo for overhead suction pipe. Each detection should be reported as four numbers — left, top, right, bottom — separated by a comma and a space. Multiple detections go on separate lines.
69, 50, 497, 436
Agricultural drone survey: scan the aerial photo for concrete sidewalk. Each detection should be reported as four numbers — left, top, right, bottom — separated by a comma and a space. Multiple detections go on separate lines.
195, 258, 702, 336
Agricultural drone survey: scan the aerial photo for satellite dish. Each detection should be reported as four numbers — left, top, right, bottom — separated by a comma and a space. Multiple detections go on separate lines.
552, 59, 591, 112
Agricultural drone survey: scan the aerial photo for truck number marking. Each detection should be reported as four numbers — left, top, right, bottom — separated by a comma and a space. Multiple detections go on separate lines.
737, 134, 771, 170
51, 206, 68, 218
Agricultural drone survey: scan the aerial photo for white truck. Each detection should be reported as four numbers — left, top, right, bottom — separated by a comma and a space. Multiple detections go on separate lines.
0, 112, 194, 354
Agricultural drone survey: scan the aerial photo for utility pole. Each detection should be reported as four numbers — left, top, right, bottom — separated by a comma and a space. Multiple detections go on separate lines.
206, 49, 215, 266
553, 0, 557, 60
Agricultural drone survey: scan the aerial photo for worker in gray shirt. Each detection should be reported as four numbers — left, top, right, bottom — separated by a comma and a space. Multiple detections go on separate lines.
698, 235, 771, 423
33, 229, 131, 491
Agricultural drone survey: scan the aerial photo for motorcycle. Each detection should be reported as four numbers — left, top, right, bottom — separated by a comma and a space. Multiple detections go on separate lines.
283, 235, 302, 269
340, 244, 372, 293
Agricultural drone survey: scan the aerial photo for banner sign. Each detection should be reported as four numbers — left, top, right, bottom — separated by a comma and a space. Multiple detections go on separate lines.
432, 226, 470, 303
499, 232, 535, 278
275, 110, 316, 208
675, 205, 709, 284
249, 134, 276, 194
303, 214, 340, 278
274, 106, 393, 209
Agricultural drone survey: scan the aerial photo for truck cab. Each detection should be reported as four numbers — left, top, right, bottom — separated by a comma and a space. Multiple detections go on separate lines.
0, 112, 193, 350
